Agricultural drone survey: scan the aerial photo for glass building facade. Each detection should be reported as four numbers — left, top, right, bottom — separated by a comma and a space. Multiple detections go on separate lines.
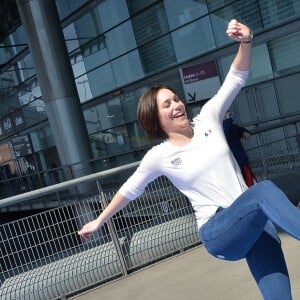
0, 0, 300, 185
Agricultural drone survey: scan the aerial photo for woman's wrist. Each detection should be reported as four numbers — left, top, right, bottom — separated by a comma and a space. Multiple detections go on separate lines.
241, 32, 253, 44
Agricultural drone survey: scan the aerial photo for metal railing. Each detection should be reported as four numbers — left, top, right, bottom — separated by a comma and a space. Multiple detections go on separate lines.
245, 116, 300, 180
0, 163, 199, 300
1, 115, 300, 299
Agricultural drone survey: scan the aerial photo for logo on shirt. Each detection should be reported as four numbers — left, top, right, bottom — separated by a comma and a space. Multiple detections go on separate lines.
171, 157, 182, 168
204, 129, 212, 137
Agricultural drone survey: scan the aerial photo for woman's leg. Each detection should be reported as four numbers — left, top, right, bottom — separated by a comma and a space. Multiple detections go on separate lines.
199, 180, 296, 299
199, 180, 300, 260
246, 231, 292, 300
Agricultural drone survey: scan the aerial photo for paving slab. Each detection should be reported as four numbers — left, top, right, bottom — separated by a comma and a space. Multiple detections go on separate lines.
71, 233, 300, 300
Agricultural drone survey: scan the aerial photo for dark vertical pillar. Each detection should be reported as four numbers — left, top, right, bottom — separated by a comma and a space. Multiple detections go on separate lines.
16, 0, 93, 179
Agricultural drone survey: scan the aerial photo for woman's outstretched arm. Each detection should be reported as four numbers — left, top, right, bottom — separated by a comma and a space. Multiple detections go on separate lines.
78, 192, 130, 240
227, 19, 252, 71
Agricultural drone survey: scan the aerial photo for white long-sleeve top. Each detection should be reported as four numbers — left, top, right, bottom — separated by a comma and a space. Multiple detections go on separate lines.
119, 66, 249, 229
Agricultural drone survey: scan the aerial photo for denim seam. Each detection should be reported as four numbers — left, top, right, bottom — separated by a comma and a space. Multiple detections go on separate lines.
202, 208, 262, 242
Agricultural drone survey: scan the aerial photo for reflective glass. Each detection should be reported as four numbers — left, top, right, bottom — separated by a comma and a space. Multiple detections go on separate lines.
0, 67, 18, 93
127, 0, 158, 14
120, 88, 147, 123
111, 50, 144, 87
171, 16, 215, 63
259, 0, 300, 28
64, 23, 81, 53
276, 73, 300, 115
218, 44, 273, 85
139, 34, 176, 74
164, 0, 208, 29
84, 108, 101, 134
102, 126, 131, 155
131, 3, 169, 46
90, 132, 108, 157
73, 10, 104, 48
0, 24, 27, 64
86, 63, 117, 99
86, 98, 124, 132
269, 31, 300, 76
106, 21, 137, 59
23, 98, 47, 126
17, 77, 41, 105
126, 121, 157, 148
97, 0, 129, 31
18, 54, 35, 81
55, 0, 86, 20
254, 83, 280, 119
210, 0, 263, 46
76, 74, 92, 103
30, 124, 54, 152
206, 0, 234, 11
80, 36, 108, 73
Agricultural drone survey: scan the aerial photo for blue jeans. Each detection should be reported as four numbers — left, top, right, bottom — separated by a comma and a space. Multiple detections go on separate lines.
199, 180, 300, 300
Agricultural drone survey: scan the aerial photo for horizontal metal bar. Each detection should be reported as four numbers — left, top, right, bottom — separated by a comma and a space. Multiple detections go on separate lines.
0, 161, 140, 209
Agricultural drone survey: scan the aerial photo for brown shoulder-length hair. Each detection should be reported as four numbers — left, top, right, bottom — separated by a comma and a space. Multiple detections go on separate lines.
137, 85, 175, 140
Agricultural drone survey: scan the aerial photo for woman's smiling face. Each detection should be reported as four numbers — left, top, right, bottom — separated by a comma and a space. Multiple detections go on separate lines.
156, 88, 189, 135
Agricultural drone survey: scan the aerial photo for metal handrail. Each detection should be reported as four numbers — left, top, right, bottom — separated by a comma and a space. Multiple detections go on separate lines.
0, 161, 140, 209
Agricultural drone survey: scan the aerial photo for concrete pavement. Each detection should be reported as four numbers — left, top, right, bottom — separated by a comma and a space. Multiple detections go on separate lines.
71, 233, 300, 300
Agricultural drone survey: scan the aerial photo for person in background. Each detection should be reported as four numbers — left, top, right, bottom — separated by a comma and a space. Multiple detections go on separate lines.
78, 19, 300, 299
223, 111, 257, 186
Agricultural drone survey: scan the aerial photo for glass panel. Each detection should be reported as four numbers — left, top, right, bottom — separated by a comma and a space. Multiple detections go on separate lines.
75, 74, 92, 103
111, 50, 144, 87
102, 126, 131, 155
30, 124, 54, 152
210, 0, 263, 47
97, 0, 129, 31
254, 83, 280, 119
164, 0, 208, 30
84, 107, 102, 135
234, 90, 258, 124
127, 0, 157, 14
259, 0, 300, 28
64, 23, 81, 53
139, 34, 176, 74
80, 36, 108, 73
17, 54, 35, 81
269, 31, 300, 76
106, 21, 137, 59
0, 67, 18, 96
17, 77, 41, 105
121, 88, 147, 123
276, 73, 300, 115
126, 121, 157, 148
55, 0, 86, 20
85, 98, 125, 133
131, 3, 169, 46
171, 16, 215, 63
218, 44, 273, 85
23, 98, 47, 126
85, 63, 117, 98
90, 132, 108, 157
70, 50, 87, 78
2, 25, 28, 61
0, 0, 20, 41
73, 10, 104, 48
206, 0, 234, 11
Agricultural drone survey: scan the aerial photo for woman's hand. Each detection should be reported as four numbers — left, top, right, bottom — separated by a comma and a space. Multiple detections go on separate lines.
78, 219, 101, 240
226, 19, 252, 43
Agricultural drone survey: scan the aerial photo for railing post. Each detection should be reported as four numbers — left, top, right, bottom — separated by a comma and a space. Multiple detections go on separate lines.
96, 179, 128, 276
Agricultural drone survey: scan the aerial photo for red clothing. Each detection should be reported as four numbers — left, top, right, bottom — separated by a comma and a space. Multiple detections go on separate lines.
241, 165, 257, 187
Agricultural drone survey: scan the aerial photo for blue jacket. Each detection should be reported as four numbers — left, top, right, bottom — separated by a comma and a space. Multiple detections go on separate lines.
223, 117, 250, 167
